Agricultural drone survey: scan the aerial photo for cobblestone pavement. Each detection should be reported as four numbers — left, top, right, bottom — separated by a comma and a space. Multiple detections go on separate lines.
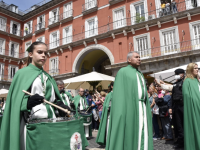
86, 131, 184, 150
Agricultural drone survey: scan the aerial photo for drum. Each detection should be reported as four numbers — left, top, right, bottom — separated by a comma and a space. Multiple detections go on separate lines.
79, 110, 92, 126
26, 118, 88, 150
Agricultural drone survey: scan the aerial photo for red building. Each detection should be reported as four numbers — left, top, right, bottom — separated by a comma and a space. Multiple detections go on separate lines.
0, 0, 200, 89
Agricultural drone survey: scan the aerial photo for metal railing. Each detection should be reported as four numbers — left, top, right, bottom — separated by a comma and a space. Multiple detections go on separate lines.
60, 9, 73, 20
49, 15, 60, 26
62, 36, 73, 45
47, 69, 60, 76
138, 38, 200, 59
82, 0, 97, 12
0, 49, 19, 58
48, 39, 60, 49
35, 22, 46, 32
0, 24, 9, 32
0, 74, 13, 82
9, 27, 23, 37
24, 28, 33, 36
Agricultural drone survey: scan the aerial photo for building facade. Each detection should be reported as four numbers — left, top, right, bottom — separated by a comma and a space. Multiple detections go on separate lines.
0, 0, 200, 89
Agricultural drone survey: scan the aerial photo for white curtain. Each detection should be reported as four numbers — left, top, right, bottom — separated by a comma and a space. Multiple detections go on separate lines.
0, 18, 5, 31
10, 21, 13, 34
130, 4, 136, 25
0, 39, 3, 54
85, 20, 89, 38
8, 65, 11, 80
65, 3, 72, 18
162, 30, 177, 54
69, 25, 72, 43
155, 0, 161, 18
114, 9, 124, 29
17, 24, 20, 36
49, 11, 52, 25
94, 17, 98, 36
57, 31, 60, 46
192, 24, 200, 49
0, 63, 4, 80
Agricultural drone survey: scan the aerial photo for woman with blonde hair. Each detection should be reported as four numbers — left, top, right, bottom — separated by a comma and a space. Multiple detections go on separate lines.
183, 62, 200, 150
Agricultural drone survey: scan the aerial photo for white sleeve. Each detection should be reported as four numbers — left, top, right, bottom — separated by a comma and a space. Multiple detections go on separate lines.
161, 84, 173, 91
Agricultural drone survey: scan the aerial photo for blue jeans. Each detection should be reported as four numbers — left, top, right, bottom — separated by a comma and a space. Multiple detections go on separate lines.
153, 114, 160, 137
99, 111, 102, 119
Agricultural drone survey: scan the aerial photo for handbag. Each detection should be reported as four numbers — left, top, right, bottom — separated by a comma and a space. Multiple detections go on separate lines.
153, 104, 159, 115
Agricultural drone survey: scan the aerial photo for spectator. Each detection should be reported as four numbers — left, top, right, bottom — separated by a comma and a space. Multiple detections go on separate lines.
95, 91, 106, 120
183, 62, 200, 150
165, 1, 171, 15
149, 85, 160, 140
85, 89, 93, 106
91, 95, 98, 132
171, 0, 178, 14
160, 1, 166, 17
156, 90, 173, 141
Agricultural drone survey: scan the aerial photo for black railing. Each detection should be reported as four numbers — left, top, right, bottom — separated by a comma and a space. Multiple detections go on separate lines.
35, 22, 45, 32
82, 0, 97, 12
49, 15, 60, 25
60, 9, 73, 20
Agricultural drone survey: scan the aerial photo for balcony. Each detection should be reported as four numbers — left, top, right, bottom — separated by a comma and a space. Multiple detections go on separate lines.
23, 28, 33, 39
48, 39, 60, 50
60, 10, 73, 24
9, 28, 23, 39
0, 74, 13, 83
34, 22, 45, 34
82, 0, 98, 16
109, 0, 124, 6
62, 36, 73, 46
0, 24, 9, 35
0, 48, 20, 59
47, 69, 60, 77
48, 16, 60, 29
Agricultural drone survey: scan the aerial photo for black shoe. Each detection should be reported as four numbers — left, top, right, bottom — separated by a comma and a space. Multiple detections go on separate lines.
173, 144, 184, 149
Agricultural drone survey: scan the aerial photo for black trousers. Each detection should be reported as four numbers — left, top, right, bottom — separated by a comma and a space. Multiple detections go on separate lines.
172, 104, 184, 145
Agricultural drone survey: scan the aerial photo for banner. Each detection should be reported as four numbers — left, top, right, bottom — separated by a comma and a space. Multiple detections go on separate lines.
26, 118, 88, 150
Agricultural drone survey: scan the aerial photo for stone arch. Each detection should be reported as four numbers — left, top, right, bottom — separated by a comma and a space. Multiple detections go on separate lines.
72, 44, 114, 73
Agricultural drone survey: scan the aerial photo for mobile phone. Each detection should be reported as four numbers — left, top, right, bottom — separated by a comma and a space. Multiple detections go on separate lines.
68, 90, 71, 92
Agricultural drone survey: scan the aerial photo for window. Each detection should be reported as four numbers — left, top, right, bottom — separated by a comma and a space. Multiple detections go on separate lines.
130, 1, 148, 25
8, 65, 18, 80
0, 16, 6, 31
0, 38, 5, 55
133, 33, 151, 59
113, 6, 126, 29
189, 20, 200, 50
9, 41, 19, 58
0, 63, 4, 80
49, 57, 59, 76
9, 5, 18, 13
85, 16, 98, 38
159, 26, 180, 55
63, 2, 72, 19
85, 0, 96, 10
49, 8, 59, 25
36, 36, 45, 43
63, 25, 72, 44
186, 0, 199, 10
25, 41, 32, 57
50, 31, 59, 49
10, 20, 21, 36
37, 15, 45, 30
24, 21, 33, 36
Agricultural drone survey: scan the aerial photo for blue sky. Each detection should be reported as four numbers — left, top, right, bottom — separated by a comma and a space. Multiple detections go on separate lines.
5, 0, 45, 11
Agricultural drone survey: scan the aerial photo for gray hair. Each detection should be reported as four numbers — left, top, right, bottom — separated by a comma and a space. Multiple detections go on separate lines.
127, 51, 140, 61
56, 80, 64, 85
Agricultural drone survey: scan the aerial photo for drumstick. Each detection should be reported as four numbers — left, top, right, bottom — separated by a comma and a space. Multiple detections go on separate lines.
22, 90, 70, 115
85, 106, 91, 114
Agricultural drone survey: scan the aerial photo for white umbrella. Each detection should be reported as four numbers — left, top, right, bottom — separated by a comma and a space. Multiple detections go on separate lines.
149, 62, 200, 83
0, 89, 9, 98
63, 71, 115, 90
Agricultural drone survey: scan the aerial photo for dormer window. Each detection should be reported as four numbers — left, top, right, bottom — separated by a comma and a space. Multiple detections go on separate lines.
9, 4, 18, 13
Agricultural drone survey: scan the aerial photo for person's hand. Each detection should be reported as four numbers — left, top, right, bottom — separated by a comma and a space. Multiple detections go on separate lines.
169, 109, 172, 114
59, 89, 65, 94
27, 94, 44, 110
153, 94, 157, 99
57, 101, 71, 117
154, 79, 161, 86
160, 80, 165, 84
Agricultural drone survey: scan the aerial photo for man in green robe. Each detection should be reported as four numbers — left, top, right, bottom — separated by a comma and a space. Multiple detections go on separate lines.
96, 82, 114, 145
56, 80, 74, 109
106, 51, 153, 150
74, 88, 92, 138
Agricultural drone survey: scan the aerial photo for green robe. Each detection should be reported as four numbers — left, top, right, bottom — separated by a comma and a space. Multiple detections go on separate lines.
65, 91, 74, 102
0, 64, 63, 150
183, 78, 200, 150
96, 91, 113, 145
106, 65, 153, 150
